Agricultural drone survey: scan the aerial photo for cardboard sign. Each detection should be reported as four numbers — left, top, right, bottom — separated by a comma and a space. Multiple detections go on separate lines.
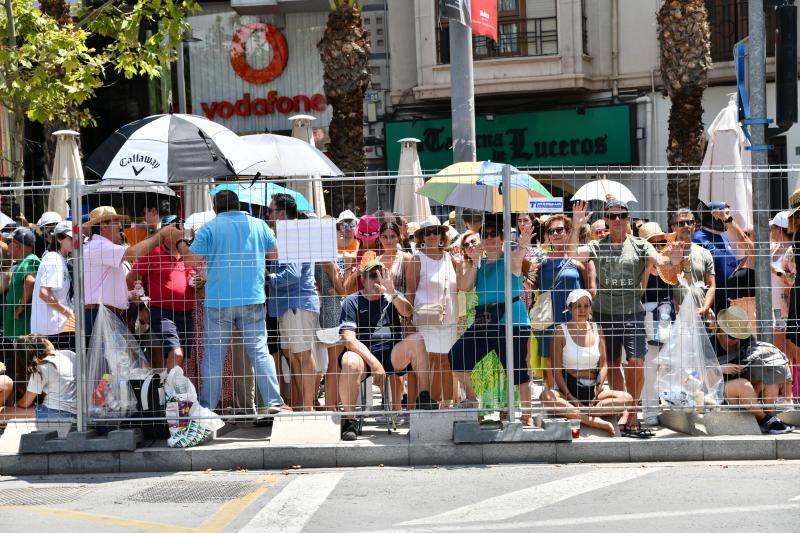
276, 218, 337, 264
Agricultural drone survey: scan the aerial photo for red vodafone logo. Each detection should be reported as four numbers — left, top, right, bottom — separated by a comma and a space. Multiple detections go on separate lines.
230, 22, 288, 84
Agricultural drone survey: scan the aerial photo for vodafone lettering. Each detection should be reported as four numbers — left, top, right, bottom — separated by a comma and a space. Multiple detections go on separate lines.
200, 22, 328, 120
201, 91, 326, 119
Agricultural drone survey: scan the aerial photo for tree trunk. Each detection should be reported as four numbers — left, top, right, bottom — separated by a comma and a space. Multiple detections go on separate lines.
666, 88, 706, 210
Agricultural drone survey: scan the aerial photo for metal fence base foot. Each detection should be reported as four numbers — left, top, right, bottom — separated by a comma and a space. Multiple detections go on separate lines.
19, 429, 142, 454
453, 419, 572, 443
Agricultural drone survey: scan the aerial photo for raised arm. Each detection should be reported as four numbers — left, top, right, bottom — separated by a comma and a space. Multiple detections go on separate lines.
566, 201, 593, 262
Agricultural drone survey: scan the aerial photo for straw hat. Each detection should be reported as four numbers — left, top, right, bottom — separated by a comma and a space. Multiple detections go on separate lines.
638, 222, 675, 244
85, 206, 129, 226
716, 306, 753, 340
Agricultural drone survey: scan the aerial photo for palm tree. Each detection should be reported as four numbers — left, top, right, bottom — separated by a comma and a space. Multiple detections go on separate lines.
317, 0, 370, 214
657, 0, 711, 210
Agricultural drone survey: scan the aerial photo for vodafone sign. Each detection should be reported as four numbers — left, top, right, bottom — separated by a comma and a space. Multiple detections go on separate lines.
192, 11, 330, 128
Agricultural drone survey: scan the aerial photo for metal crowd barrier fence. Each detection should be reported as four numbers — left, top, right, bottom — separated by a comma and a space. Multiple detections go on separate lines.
0, 165, 797, 440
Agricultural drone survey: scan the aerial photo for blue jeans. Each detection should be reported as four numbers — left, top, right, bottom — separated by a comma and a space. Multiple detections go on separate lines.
200, 304, 283, 410
36, 404, 75, 419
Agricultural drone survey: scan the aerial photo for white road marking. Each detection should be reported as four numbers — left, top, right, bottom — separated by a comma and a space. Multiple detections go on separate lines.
379, 503, 800, 533
400, 466, 663, 526
238, 472, 343, 533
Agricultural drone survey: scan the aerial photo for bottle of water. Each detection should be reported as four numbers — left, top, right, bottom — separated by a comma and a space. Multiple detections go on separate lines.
684, 370, 704, 410
654, 302, 671, 345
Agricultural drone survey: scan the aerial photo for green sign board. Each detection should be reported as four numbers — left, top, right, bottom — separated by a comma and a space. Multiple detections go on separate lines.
385, 104, 635, 172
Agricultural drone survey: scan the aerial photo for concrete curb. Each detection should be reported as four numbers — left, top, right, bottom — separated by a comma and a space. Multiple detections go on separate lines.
2, 434, 799, 475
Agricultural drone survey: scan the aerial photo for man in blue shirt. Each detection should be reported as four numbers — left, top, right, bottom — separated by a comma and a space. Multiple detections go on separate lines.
176, 190, 289, 413
267, 193, 321, 411
692, 202, 753, 313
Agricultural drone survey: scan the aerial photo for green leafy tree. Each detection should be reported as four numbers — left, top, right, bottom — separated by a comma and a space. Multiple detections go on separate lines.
0, 0, 198, 195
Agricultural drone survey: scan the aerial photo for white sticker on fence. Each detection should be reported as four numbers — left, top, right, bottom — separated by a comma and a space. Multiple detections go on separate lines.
276, 218, 337, 264
529, 198, 564, 213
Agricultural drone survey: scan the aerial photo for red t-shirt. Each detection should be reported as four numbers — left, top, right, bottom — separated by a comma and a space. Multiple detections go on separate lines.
131, 245, 195, 311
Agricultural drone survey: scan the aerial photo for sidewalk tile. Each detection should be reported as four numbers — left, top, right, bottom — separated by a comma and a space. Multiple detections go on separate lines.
775, 436, 800, 460
702, 437, 776, 461
482, 442, 557, 464
48, 452, 119, 474
337, 444, 409, 467
409, 443, 483, 465
264, 445, 337, 469
556, 439, 630, 463
190, 447, 264, 471
119, 449, 192, 473
0, 453, 48, 475
628, 438, 703, 462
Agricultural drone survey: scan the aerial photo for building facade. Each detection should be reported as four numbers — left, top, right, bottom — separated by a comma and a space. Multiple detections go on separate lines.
385, 0, 800, 219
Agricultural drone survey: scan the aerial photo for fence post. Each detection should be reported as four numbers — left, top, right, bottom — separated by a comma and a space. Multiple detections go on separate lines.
502, 164, 516, 422
71, 177, 87, 433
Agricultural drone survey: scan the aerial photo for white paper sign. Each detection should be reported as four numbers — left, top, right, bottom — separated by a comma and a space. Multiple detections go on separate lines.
528, 198, 564, 213
276, 219, 338, 264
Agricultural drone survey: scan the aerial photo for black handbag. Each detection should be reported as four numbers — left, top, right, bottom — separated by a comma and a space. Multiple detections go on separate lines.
125, 371, 170, 440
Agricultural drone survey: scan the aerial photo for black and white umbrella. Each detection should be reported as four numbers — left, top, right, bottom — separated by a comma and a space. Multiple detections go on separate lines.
84, 114, 276, 184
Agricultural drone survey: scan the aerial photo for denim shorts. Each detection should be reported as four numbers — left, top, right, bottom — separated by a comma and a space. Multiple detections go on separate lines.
595, 311, 647, 361
36, 404, 75, 420
150, 307, 193, 358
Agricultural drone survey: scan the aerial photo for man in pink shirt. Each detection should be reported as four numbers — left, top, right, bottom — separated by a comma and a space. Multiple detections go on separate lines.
83, 206, 180, 342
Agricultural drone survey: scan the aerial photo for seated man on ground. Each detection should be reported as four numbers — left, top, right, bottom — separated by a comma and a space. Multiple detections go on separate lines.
337, 258, 416, 440
713, 306, 794, 434
540, 289, 634, 436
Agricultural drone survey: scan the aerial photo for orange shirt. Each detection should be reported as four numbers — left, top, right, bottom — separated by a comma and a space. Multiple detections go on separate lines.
123, 226, 149, 246
338, 238, 359, 255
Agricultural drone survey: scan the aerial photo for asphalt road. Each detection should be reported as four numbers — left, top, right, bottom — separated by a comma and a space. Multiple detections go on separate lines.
2, 462, 799, 532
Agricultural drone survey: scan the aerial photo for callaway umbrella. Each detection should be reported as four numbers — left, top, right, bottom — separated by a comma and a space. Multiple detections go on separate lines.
417, 161, 552, 212
571, 178, 637, 204
84, 114, 278, 184
210, 181, 313, 212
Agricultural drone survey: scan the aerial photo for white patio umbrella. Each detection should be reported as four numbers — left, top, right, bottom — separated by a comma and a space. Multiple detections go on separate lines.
394, 138, 431, 223
183, 182, 212, 219
572, 178, 637, 205
699, 94, 753, 228
49, 130, 83, 218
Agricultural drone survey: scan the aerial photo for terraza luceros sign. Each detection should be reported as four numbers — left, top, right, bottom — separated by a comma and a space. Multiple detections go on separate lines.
200, 22, 327, 120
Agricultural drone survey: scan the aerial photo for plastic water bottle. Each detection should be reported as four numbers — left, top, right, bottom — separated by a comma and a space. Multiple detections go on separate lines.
684, 370, 704, 410
655, 302, 671, 345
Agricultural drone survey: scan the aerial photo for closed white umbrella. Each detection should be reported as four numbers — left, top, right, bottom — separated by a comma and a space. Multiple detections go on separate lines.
394, 138, 431, 223
183, 182, 212, 218
289, 114, 327, 217
699, 94, 753, 228
50, 130, 83, 218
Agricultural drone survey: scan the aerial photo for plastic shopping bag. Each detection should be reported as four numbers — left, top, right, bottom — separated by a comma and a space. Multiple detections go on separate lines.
164, 366, 224, 448
655, 284, 724, 409
87, 305, 149, 419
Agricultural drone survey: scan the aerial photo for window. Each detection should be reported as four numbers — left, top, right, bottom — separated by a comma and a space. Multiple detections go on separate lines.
371, 83, 382, 90
377, 28, 383, 36
377, 39, 384, 47
437, 0, 558, 63
370, 66, 381, 75
704, 0, 775, 63
363, 17, 370, 25
376, 16, 383, 24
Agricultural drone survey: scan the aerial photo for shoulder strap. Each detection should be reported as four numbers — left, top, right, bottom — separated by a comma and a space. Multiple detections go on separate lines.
548, 258, 572, 291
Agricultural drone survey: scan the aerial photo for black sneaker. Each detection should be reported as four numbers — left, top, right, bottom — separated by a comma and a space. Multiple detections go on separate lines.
760, 415, 794, 435
415, 391, 437, 410
341, 418, 358, 441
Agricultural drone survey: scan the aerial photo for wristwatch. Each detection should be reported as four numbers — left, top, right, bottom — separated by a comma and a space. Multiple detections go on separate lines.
176, 238, 190, 250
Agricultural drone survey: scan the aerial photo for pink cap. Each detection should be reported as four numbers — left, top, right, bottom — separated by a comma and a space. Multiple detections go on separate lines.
356, 215, 381, 241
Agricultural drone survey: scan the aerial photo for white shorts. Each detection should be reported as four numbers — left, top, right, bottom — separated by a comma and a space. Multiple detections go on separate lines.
417, 324, 459, 354
279, 309, 320, 353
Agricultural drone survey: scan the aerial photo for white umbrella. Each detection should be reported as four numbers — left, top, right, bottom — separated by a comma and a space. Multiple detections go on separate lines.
49, 130, 83, 218
185, 210, 216, 237
572, 178, 637, 204
241, 129, 342, 177
183, 182, 212, 219
699, 94, 753, 228
394, 138, 431, 223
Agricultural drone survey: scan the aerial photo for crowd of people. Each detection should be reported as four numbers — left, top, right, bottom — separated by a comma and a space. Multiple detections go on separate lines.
0, 187, 797, 440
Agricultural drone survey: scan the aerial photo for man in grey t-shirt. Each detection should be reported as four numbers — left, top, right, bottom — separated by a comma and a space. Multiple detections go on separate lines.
568, 200, 683, 430
670, 208, 716, 314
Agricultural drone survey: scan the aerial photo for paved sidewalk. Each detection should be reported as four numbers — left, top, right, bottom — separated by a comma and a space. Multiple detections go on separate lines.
2, 419, 799, 475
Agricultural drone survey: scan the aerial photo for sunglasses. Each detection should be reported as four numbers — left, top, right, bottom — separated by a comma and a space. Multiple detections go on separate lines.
547, 227, 566, 236
340, 223, 356, 229
605, 212, 629, 221
651, 240, 667, 247
368, 270, 381, 280
674, 220, 695, 227
463, 240, 478, 248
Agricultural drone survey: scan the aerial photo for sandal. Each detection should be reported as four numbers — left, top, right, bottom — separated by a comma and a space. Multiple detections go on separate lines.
620, 421, 655, 439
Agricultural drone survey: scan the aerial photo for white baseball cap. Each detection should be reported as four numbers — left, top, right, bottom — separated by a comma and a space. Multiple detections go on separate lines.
565, 288, 593, 308
337, 210, 358, 224
53, 220, 73, 237
770, 211, 790, 229
36, 211, 63, 227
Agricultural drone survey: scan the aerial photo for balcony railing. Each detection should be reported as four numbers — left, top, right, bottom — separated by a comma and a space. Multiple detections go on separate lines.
437, 17, 558, 64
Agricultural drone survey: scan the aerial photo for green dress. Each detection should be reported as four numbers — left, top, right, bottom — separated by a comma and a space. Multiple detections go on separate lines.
3, 254, 41, 338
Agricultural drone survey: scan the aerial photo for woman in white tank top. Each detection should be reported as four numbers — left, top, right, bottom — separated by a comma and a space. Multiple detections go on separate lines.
539, 289, 633, 436
391, 216, 461, 409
